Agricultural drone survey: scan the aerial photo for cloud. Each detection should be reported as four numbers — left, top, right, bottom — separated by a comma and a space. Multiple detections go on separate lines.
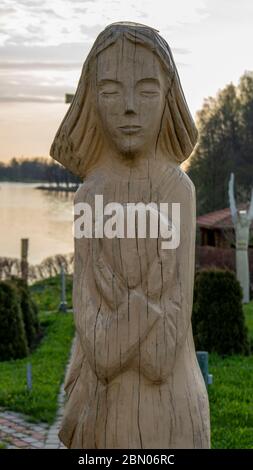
17, 0, 42, 6
39, 8, 63, 19
0, 61, 81, 70
0, 6, 16, 17
0, 95, 63, 103
79, 23, 106, 39
5, 33, 45, 46
0, 61, 81, 103
0, 43, 90, 62
0, 0, 207, 103
74, 7, 88, 14
172, 47, 190, 55
0, 0, 207, 47
0, 0, 101, 47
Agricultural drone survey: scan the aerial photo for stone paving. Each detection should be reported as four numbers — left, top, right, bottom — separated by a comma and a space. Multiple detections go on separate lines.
44, 382, 66, 449
0, 409, 49, 449
0, 382, 66, 450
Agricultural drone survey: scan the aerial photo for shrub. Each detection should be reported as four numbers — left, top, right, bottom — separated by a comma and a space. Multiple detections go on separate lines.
192, 268, 250, 355
0, 281, 28, 360
10, 278, 40, 349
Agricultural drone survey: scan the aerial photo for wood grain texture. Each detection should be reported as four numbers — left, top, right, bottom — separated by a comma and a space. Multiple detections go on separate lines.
50, 22, 210, 449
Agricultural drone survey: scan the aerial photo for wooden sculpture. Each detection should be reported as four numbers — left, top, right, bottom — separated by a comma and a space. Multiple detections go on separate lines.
50, 22, 210, 449
229, 172, 253, 303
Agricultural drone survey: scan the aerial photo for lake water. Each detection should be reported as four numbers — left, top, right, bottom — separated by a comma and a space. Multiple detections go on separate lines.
0, 182, 75, 264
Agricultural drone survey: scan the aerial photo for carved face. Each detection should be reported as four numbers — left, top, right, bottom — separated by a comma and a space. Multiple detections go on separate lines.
95, 39, 168, 158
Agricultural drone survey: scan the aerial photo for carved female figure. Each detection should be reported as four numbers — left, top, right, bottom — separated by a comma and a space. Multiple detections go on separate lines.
50, 22, 210, 448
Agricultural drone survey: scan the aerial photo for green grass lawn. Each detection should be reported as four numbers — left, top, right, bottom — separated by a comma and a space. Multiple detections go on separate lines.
30, 274, 73, 312
244, 302, 253, 344
209, 301, 253, 448
0, 276, 74, 424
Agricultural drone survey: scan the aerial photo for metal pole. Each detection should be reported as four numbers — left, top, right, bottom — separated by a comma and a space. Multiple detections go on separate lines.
59, 264, 67, 312
196, 351, 213, 388
26, 363, 32, 391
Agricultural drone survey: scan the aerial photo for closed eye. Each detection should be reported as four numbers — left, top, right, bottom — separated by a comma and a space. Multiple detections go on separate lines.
140, 90, 160, 97
101, 91, 120, 95
99, 89, 121, 98
98, 79, 121, 97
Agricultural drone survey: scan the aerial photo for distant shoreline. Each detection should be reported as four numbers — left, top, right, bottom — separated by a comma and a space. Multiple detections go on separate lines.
36, 185, 79, 192
0, 179, 44, 183
0, 181, 79, 192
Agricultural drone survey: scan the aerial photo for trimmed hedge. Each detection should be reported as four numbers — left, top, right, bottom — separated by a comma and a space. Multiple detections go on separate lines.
192, 268, 250, 356
0, 278, 41, 360
0, 281, 28, 360
10, 277, 40, 349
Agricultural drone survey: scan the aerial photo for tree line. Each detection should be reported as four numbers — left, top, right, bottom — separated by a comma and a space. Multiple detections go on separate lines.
187, 71, 253, 216
0, 157, 81, 187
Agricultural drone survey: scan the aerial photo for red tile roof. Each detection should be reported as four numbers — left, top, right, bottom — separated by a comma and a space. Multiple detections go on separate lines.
197, 204, 253, 229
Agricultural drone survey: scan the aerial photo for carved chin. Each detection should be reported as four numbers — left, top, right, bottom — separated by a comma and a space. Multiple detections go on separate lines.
121, 148, 138, 159
118, 142, 142, 159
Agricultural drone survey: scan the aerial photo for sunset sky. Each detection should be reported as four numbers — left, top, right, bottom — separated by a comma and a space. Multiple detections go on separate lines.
0, 0, 253, 162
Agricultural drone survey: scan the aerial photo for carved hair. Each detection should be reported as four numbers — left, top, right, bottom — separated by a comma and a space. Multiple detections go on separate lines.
50, 22, 198, 178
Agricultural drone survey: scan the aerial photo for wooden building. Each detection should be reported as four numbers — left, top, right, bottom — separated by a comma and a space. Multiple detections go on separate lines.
197, 204, 253, 249
196, 205, 253, 290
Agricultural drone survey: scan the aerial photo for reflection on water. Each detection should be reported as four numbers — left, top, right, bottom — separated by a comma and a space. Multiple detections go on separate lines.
0, 182, 75, 264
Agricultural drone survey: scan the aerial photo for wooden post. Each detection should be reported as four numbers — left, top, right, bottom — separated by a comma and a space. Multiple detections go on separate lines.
65, 93, 74, 104
59, 264, 68, 312
21, 238, 29, 284
26, 362, 32, 392
196, 351, 213, 388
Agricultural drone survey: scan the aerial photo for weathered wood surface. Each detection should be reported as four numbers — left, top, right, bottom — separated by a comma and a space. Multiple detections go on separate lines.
21, 238, 29, 283
229, 173, 253, 303
50, 22, 210, 449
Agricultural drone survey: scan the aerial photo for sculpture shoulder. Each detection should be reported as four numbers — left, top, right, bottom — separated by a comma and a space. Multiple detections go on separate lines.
74, 173, 106, 204
166, 166, 195, 200
176, 167, 195, 194
74, 182, 90, 204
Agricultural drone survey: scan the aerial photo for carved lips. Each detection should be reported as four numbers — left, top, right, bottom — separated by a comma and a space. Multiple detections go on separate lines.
118, 125, 142, 134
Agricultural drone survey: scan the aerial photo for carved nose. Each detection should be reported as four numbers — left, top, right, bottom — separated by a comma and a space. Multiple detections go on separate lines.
124, 91, 136, 114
